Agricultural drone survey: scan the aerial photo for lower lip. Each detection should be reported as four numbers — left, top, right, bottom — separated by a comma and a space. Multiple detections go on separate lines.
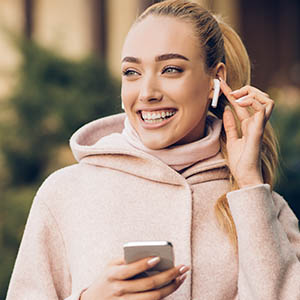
138, 112, 177, 129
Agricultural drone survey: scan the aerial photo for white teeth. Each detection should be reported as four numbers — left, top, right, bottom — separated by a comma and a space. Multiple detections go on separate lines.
141, 110, 176, 121
144, 118, 164, 124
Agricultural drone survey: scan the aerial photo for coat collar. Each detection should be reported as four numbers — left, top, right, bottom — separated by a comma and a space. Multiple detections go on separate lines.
70, 113, 228, 186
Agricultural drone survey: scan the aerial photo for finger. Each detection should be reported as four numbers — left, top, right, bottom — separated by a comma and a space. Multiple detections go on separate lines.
230, 85, 269, 98
219, 79, 250, 120
109, 256, 161, 281
236, 97, 266, 122
223, 106, 239, 142
237, 99, 266, 134
122, 272, 187, 300
108, 257, 126, 266
265, 100, 274, 121
240, 92, 274, 121
118, 264, 190, 294
144, 275, 186, 300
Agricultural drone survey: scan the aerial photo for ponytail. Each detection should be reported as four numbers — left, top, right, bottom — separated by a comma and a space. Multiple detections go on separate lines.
211, 19, 279, 250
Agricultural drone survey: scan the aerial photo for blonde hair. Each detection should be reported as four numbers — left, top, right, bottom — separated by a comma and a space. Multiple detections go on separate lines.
136, 0, 279, 250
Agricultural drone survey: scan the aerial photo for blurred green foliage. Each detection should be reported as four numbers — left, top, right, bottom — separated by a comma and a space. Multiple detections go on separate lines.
271, 94, 300, 220
1, 38, 120, 185
0, 38, 120, 299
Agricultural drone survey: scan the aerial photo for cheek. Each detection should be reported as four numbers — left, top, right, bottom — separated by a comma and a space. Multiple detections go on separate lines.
121, 83, 138, 107
170, 78, 209, 107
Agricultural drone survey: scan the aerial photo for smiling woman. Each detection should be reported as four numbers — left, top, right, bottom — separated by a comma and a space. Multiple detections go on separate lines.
6, 1, 300, 300
121, 16, 214, 149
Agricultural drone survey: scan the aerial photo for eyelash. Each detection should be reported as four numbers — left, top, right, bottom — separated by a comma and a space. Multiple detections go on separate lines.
122, 69, 139, 76
162, 66, 183, 74
122, 66, 183, 77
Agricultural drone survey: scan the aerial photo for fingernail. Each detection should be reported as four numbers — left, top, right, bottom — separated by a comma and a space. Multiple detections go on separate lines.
224, 105, 231, 111
179, 265, 189, 274
147, 257, 160, 266
179, 274, 187, 282
235, 95, 248, 103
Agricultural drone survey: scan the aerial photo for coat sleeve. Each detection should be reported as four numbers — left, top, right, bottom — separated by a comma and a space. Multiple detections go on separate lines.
226, 184, 300, 300
6, 194, 86, 300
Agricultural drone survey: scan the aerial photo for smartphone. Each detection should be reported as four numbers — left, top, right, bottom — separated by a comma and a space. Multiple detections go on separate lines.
123, 241, 174, 287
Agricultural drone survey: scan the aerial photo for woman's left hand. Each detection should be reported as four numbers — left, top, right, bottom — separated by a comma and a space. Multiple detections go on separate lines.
220, 79, 274, 189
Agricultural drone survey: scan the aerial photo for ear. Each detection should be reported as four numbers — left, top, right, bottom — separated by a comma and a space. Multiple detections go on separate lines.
208, 62, 227, 99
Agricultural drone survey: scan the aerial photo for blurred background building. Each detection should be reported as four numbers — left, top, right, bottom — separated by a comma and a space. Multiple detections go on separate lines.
0, 1, 299, 299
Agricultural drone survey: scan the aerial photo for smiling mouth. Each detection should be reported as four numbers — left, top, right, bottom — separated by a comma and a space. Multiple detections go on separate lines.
140, 109, 177, 124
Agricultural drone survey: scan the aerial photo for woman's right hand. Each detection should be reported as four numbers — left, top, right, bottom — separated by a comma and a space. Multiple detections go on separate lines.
80, 256, 190, 300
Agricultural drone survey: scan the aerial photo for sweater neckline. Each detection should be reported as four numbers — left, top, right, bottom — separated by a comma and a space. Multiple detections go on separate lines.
121, 115, 223, 172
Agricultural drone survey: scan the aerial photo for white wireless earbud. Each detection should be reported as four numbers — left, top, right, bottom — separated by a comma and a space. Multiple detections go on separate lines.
211, 79, 221, 108
121, 100, 125, 110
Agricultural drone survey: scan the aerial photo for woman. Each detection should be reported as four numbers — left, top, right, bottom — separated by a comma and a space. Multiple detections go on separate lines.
7, 0, 300, 299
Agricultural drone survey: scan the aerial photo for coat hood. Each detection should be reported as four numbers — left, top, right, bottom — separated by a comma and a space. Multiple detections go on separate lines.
69, 113, 228, 185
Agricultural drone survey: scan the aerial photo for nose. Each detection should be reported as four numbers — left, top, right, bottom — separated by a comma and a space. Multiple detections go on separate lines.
138, 75, 163, 103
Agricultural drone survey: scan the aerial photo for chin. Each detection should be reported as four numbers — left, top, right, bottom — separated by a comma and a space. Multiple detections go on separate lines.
142, 138, 172, 150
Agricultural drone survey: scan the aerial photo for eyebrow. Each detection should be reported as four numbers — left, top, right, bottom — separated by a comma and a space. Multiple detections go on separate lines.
121, 53, 189, 63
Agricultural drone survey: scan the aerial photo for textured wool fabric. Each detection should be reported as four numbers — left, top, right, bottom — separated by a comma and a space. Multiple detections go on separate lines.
6, 113, 300, 300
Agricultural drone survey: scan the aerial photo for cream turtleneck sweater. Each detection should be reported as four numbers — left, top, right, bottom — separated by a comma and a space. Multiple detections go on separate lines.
121, 115, 223, 172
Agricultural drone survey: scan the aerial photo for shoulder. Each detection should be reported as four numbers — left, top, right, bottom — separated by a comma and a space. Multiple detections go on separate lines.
38, 163, 85, 191
34, 163, 99, 207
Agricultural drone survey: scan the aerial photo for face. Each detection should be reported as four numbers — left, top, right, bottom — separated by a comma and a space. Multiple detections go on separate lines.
121, 16, 214, 149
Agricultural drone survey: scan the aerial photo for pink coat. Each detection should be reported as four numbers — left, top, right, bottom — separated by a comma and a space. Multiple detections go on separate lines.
6, 113, 300, 299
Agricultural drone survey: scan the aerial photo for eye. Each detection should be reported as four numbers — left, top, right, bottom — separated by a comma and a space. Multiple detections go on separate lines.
122, 69, 140, 77
162, 66, 183, 74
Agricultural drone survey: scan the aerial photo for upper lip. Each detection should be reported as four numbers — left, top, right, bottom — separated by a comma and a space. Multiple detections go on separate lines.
136, 107, 177, 113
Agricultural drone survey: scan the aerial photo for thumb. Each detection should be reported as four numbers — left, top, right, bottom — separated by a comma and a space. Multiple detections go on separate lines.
223, 106, 238, 142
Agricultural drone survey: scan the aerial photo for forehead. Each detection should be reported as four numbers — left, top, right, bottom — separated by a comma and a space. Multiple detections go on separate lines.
122, 16, 201, 59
